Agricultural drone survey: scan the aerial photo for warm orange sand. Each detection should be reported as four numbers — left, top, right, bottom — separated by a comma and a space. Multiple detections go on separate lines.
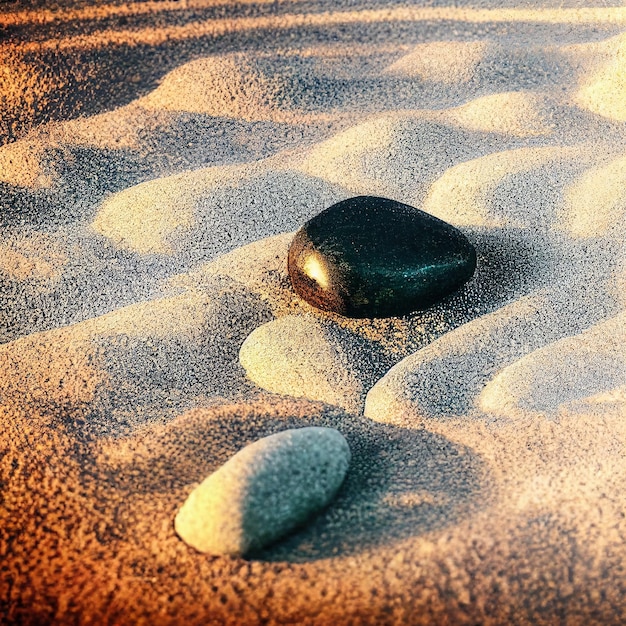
2, 1, 626, 624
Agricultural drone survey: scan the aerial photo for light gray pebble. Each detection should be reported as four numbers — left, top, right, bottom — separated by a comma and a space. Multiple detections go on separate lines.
174, 426, 351, 556
239, 314, 392, 413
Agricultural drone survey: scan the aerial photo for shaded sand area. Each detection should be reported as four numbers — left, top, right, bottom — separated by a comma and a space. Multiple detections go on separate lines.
2, 0, 626, 623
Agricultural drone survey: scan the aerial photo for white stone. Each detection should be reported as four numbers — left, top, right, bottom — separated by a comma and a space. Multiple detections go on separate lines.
239, 315, 388, 413
174, 427, 351, 555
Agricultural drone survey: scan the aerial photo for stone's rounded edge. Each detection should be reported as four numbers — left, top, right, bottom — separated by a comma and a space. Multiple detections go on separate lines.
173, 469, 246, 556
305, 195, 464, 239
464, 236, 478, 280
174, 426, 351, 557
287, 195, 478, 319
287, 227, 350, 315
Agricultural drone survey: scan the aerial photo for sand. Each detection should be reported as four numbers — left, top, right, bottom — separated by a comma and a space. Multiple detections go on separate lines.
2, 0, 626, 624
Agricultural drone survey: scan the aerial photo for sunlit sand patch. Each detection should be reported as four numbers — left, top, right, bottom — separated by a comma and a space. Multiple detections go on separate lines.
509, 448, 626, 520
383, 41, 487, 84
55, 104, 165, 151
92, 168, 200, 255
422, 145, 590, 228
479, 311, 626, 420
167, 232, 293, 295
445, 91, 553, 137
0, 139, 56, 188
298, 114, 406, 198
381, 490, 451, 508
564, 385, 626, 420
573, 32, 626, 122
85, 290, 220, 340
139, 54, 309, 123
0, 330, 107, 407
297, 112, 500, 205
0, 282, 269, 411
363, 287, 613, 427
135, 52, 345, 124
561, 153, 626, 238
92, 160, 347, 258
0, 232, 68, 282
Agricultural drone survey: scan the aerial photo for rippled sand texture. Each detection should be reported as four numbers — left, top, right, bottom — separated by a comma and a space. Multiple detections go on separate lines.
2, 1, 626, 624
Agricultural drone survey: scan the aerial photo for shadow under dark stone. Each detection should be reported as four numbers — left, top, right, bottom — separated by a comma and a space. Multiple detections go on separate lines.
463, 226, 556, 306
87, 398, 491, 562
359, 227, 611, 422
380, 225, 555, 358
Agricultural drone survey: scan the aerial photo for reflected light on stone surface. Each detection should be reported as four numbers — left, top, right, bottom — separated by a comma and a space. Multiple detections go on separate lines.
302, 253, 330, 290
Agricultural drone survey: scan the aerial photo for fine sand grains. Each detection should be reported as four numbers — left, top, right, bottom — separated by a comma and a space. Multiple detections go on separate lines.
2, 1, 626, 624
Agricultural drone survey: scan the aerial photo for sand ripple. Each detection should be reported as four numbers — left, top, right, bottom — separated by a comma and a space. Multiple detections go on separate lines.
3, 3, 626, 623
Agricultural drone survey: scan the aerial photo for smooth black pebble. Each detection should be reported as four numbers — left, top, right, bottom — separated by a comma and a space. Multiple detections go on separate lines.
288, 196, 477, 318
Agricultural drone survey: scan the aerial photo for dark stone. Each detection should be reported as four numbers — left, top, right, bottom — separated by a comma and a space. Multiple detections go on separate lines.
288, 196, 477, 318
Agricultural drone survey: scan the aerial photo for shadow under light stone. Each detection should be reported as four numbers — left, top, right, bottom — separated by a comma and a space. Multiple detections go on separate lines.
86, 396, 492, 563
250, 413, 491, 563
